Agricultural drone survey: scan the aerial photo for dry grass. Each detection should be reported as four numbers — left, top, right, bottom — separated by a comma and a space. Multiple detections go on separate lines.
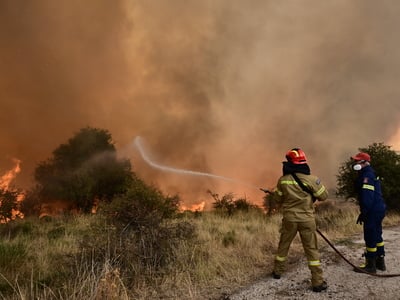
0, 200, 399, 299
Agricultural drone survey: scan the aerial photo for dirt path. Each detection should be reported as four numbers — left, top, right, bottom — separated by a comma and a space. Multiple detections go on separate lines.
228, 226, 400, 300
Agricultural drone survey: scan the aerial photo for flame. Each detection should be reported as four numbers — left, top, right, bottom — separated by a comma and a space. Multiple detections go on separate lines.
180, 201, 206, 212
0, 158, 21, 190
39, 200, 78, 219
0, 159, 24, 222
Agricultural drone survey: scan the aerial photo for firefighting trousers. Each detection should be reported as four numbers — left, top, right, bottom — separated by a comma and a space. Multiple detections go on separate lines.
363, 211, 385, 257
273, 218, 324, 286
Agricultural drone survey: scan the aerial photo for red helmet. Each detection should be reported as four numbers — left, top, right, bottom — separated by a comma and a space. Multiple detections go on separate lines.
286, 148, 307, 164
351, 152, 371, 162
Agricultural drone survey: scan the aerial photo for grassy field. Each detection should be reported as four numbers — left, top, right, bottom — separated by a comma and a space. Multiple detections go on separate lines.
0, 199, 399, 299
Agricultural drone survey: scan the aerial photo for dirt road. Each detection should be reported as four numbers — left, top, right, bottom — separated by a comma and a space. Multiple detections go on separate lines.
228, 226, 400, 300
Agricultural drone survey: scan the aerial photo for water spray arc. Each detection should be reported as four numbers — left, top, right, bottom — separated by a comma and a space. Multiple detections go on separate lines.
133, 138, 400, 277
133, 136, 259, 190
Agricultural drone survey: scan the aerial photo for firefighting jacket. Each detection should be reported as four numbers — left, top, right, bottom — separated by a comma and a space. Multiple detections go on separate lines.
273, 173, 328, 222
355, 165, 386, 217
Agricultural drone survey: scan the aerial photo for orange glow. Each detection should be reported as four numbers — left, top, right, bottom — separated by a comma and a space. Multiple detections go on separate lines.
180, 201, 206, 212
0, 158, 21, 190
39, 200, 78, 219
389, 127, 400, 150
0, 159, 24, 222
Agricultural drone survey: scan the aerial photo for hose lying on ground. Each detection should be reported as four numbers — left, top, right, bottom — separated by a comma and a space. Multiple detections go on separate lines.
259, 188, 400, 277
317, 229, 400, 278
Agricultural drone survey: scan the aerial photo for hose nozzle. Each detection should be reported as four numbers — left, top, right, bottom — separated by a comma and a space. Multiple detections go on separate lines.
260, 188, 272, 194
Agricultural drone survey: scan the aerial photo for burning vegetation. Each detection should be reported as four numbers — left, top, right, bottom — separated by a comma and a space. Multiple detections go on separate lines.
0, 159, 24, 222
0, 127, 192, 221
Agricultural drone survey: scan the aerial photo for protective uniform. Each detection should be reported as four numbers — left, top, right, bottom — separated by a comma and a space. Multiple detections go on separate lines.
272, 148, 328, 292
353, 152, 386, 273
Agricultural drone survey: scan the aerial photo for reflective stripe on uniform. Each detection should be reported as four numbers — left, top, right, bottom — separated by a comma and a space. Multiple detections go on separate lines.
377, 241, 384, 247
362, 184, 375, 191
366, 247, 377, 253
308, 260, 321, 266
280, 180, 298, 185
275, 256, 286, 262
314, 186, 326, 197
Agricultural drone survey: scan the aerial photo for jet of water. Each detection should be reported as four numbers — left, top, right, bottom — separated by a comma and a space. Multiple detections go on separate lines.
133, 136, 259, 190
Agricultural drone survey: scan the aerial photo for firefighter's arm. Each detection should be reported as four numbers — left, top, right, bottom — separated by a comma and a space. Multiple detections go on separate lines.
311, 178, 328, 202
360, 177, 375, 214
271, 186, 284, 204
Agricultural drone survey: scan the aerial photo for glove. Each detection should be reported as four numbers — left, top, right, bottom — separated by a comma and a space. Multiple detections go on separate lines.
356, 213, 365, 225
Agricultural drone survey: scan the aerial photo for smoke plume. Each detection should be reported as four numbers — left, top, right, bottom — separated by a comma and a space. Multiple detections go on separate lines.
1, 1, 400, 207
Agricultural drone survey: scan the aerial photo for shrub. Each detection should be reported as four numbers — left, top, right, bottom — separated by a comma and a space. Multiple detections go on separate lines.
0, 188, 22, 222
31, 127, 133, 213
79, 178, 196, 288
0, 242, 27, 270
209, 191, 261, 216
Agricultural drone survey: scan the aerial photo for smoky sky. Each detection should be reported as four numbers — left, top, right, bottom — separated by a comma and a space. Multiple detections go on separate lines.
1, 0, 400, 207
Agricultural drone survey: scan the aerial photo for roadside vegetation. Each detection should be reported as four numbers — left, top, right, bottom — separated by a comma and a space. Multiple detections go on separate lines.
0, 201, 399, 299
0, 127, 399, 299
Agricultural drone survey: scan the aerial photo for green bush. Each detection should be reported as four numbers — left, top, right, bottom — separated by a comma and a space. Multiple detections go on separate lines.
0, 188, 21, 222
47, 226, 66, 240
222, 230, 236, 247
30, 127, 133, 213
0, 220, 34, 239
209, 191, 261, 216
78, 178, 196, 288
0, 242, 27, 269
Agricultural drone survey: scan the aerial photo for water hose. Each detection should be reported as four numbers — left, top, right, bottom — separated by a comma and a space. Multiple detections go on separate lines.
316, 228, 400, 277
260, 188, 400, 277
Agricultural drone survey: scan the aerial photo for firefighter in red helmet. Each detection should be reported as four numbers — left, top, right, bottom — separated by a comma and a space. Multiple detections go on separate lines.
271, 148, 329, 292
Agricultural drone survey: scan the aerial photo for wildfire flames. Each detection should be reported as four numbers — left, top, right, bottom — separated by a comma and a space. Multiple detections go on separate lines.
0, 159, 24, 221
180, 201, 206, 212
0, 159, 21, 190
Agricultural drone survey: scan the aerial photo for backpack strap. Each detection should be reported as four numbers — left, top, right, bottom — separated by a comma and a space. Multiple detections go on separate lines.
291, 173, 317, 202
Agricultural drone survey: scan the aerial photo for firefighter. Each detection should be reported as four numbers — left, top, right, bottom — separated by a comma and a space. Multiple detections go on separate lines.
351, 152, 386, 273
271, 148, 329, 292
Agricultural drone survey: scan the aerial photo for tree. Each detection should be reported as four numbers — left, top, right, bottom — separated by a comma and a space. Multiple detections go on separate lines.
32, 127, 133, 213
0, 188, 21, 222
336, 142, 400, 211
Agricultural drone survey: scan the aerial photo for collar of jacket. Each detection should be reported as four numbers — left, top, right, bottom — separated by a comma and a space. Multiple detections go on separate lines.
282, 161, 311, 175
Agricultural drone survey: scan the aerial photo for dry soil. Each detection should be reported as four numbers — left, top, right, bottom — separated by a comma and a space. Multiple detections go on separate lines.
228, 226, 400, 300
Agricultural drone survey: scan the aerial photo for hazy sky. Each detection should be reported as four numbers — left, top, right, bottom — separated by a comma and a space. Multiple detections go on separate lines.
1, 1, 400, 207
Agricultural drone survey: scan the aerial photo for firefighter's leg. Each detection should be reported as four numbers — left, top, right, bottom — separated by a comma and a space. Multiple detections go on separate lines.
355, 220, 377, 273
376, 211, 386, 271
273, 219, 298, 277
376, 241, 386, 271
298, 220, 325, 289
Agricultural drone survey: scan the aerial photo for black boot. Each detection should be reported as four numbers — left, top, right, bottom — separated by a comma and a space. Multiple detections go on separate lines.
354, 256, 376, 273
312, 281, 328, 292
376, 255, 386, 271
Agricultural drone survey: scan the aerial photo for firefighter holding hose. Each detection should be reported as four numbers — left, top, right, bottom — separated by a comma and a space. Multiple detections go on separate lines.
269, 148, 329, 292
351, 152, 386, 273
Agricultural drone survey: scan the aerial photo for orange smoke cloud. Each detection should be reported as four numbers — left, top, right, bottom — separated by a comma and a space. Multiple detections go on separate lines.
1, 1, 400, 210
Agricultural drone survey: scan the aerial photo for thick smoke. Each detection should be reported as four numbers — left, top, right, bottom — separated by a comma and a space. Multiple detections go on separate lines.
1, 1, 400, 207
